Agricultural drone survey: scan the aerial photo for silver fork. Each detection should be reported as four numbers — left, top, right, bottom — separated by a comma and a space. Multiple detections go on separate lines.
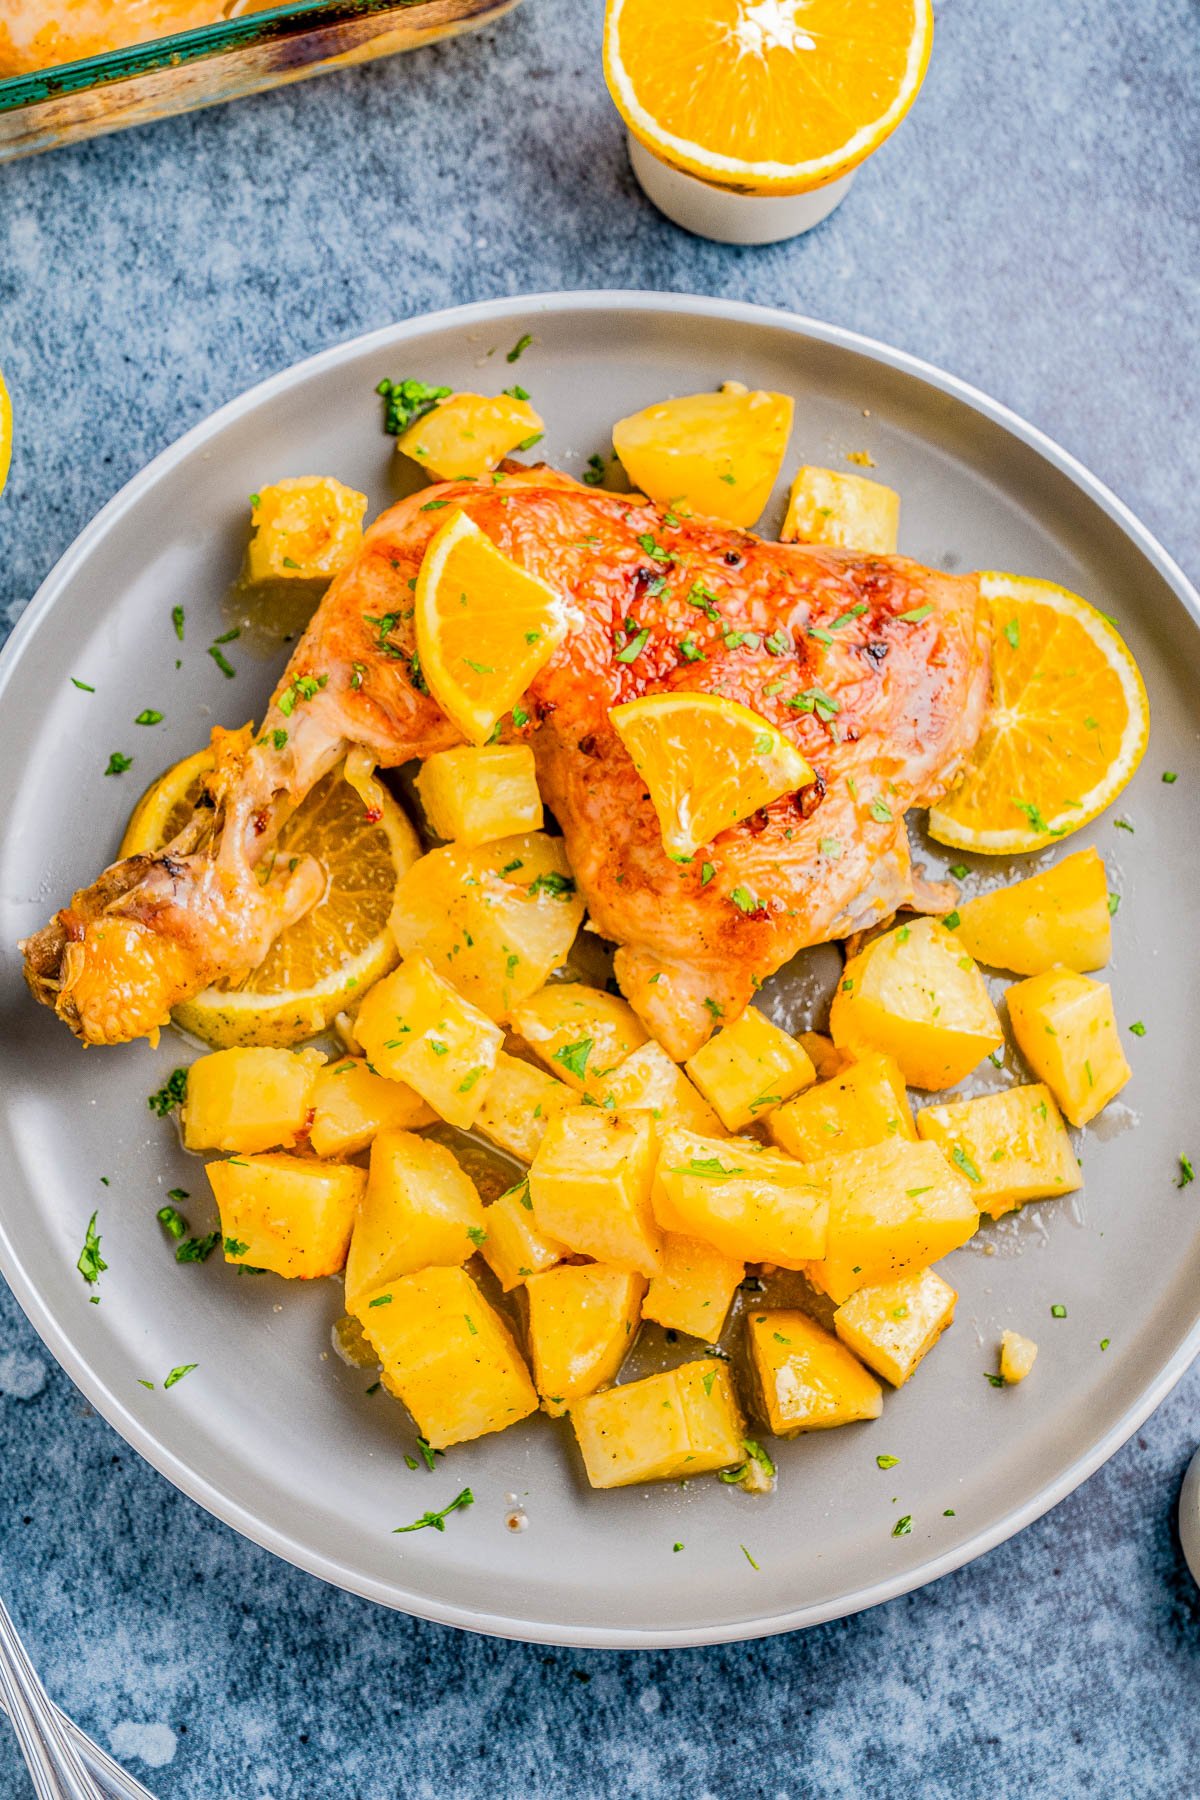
0, 1596, 157, 1800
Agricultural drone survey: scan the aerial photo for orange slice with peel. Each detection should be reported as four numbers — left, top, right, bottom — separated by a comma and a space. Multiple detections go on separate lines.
604, 0, 934, 197
928, 574, 1150, 855
415, 508, 568, 744
610, 692, 814, 859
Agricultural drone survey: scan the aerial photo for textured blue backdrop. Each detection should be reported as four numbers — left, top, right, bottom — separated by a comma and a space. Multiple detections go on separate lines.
0, 1, 1197, 1795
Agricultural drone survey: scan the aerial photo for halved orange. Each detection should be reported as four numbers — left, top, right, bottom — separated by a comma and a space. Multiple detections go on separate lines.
610, 692, 814, 858
414, 508, 569, 744
121, 752, 421, 1046
928, 574, 1150, 855
604, 0, 934, 196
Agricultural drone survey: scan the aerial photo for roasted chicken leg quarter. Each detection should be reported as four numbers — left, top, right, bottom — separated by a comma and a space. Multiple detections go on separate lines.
21, 469, 989, 1056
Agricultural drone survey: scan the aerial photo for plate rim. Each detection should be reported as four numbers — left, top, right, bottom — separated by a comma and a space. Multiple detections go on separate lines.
0, 288, 1197, 1649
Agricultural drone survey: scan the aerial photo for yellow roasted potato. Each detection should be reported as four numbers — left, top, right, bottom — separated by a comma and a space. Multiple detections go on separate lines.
207, 1153, 365, 1279
781, 466, 900, 554
309, 1058, 436, 1158
510, 983, 648, 1098
833, 1267, 958, 1387
1005, 967, 1131, 1126
593, 1040, 723, 1137
182, 1047, 325, 1154
641, 1233, 744, 1340
1000, 1329, 1038, 1384
747, 1310, 883, 1435
651, 1127, 828, 1269
479, 1178, 567, 1292
570, 1358, 744, 1488
388, 833, 583, 1021
830, 917, 1003, 1090
915, 1082, 1081, 1217
525, 1263, 645, 1415
685, 1007, 816, 1132
611, 383, 793, 528
344, 1131, 485, 1312
394, 391, 543, 480
472, 1050, 579, 1163
529, 1109, 662, 1276
246, 477, 367, 582
950, 849, 1111, 974
354, 1264, 537, 1449
803, 1139, 978, 1305
353, 956, 502, 1129
768, 1052, 914, 1163
414, 745, 543, 847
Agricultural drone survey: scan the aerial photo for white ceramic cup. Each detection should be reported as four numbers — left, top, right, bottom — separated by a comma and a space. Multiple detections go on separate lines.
627, 130, 855, 245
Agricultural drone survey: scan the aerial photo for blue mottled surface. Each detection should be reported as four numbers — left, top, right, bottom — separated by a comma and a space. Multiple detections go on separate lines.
0, 0, 1197, 1793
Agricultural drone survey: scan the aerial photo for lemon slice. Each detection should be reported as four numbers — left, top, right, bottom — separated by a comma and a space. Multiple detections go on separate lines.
610, 692, 814, 858
0, 366, 12, 501
928, 573, 1150, 855
414, 508, 568, 744
604, 0, 934, 197
122, 753, 420, 1047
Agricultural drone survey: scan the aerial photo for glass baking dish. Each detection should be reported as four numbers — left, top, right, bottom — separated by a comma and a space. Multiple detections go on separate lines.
0, 0, 522, 162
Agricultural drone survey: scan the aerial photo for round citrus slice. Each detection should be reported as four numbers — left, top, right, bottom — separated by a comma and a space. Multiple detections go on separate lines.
0, 366, 12, 501
122, 753, 420, 1047
604, 0, 934, 197
610, 692, 815, 858
415, 507, 569, 744
928, 573, 1150, 855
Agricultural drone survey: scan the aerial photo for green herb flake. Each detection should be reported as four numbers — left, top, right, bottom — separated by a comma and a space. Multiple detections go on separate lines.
1050, 1303, 1067, 1318
892, 1516, 912, 1537
148, 1068, 188, 1117
740, 1544, 760, 1570
224, 1237, 250, 1257
615, 626, 650, 664
393, 1486, 475, 1534
729, 886, 758, 913
553, 1037, 593, 1081
506, 334, 533, 364
1107, 891, 1121, 916
876, 1454, 900, 1470
156, 1205, 188, 1241
897, 604, 933, 623
163, 1363, 198, 1389
76, 1211, 107, 1287
208, 646, 236, 679
376, 376, 452, 437
134, 709, 163, 726
176, 1231, 219, 1264
1177, 1155, 1195, 1188
104, 752, 133, 776
1128, 1021, 1146, 1037
70, 677, 95, 692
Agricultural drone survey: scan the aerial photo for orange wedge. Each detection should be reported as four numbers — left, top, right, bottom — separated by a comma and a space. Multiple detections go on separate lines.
928, 574, 1150, 855
604, 0, 934, 197
414, 508, 569, 744
610, 692, 814, 859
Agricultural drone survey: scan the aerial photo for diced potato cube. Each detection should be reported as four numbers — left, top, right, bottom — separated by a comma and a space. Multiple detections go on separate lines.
798, 1031, 853, 1080
769, 1052, 915, 1163
472, 1051, 579, 1163
479, 1177, 567, 1291
612, 385, 793, 529
182, 1046, 325, 1154
781, 465, 900, 554
354, 957, 502, 1129
803, 1139, 978, 1305
833, 1267, 958, 1386
510, 983, 648, 1098
592, 1040, 723, 1137
642, 1234, 744, 1340
915, 1083, 1081, 1218
354, 1265, 537, 1449
394, 391, 544, 480
1005, 968, 1131, 1127
685, 1007, 816, 1131
309, 1057, 436, 1158
747, 1309, 883, 1435
529, 1109, 661, 1275
571, 1358, 745, 1488
247, 477, 367, 582
207, 1153, 364, 1279
1000, 1329, 1038, 1384
344, 1131, 485, 1313
950, 849, 1111, 975
652, 1127, 828, 1269
388, 833, 583, 1021
830, 917, 1003, 1090
525, 1263, 645, 1415
415, 745, 543, 847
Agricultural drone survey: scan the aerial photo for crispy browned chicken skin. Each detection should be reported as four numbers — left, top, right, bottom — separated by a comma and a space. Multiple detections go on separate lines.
22, 469, 988, 1054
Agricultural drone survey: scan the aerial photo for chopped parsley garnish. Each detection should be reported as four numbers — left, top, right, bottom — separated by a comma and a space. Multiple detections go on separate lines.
224, 1238, 249, 1257
685, 582, 722, 621
362, 611, 405, 658
1003, 619, 1020, 648
1107, 891, 1121, 916
277, 672, 328, 717
1050, 1303, 1067, 1318
667, 1156, 746, 1180
1129, 1021, 1146, 1036
615, 626, 650, 663
869, 797, 893, 823
678, 635, 705, 662
506, 334, 533, 363
393, 1486, 475, 1533
819, 838, 841, 859
719, 1439, 776, 1487
104, 752, 132, 776
516, 432, 543, 453
417, 1437, 443, 1472
134, 709, 163, 726
368, 1294, 393, 1308
1177, 1155, 1195, 1188
582, 454, 607, 486
892, 1516, 913, 1537
456, 1067, 485, 1094
984, 1372, 1006, 1387
829, 603, 868, 630
785, 686, 839, 722
637, 532, 672, 564
876, 1454, 900, 1470
553, 1038, 593, 1081
76, 1212, 107, 1288
503, 383, 530, 401
163, 1364, 198, 1389
951, 1145, 982, 1184
176, 1231, 220, 1264
270, 728, 288, 751
1011, 798, 1064, 836
527, 871, 576, 899
148, 1068, 188, 1116
700, 862, 715, 886
156, 1205, 188, 1240
208, 646, 236, 679
466, 1226, 487, 1248
70, 677, 95, 692
942, 910, 960, 929
1113, 817, 1135, 833
172, 604, 185, 641
1162, 771, 1178, 784
949, 862, 969, 880
740, 1545, 760, 1570
897, 604, 933, 623
764, 629, 791, 656
376, 376, 452, 436
729, 886, 758, 913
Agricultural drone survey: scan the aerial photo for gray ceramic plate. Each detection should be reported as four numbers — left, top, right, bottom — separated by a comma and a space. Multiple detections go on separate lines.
0, 293, 1196, 1648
